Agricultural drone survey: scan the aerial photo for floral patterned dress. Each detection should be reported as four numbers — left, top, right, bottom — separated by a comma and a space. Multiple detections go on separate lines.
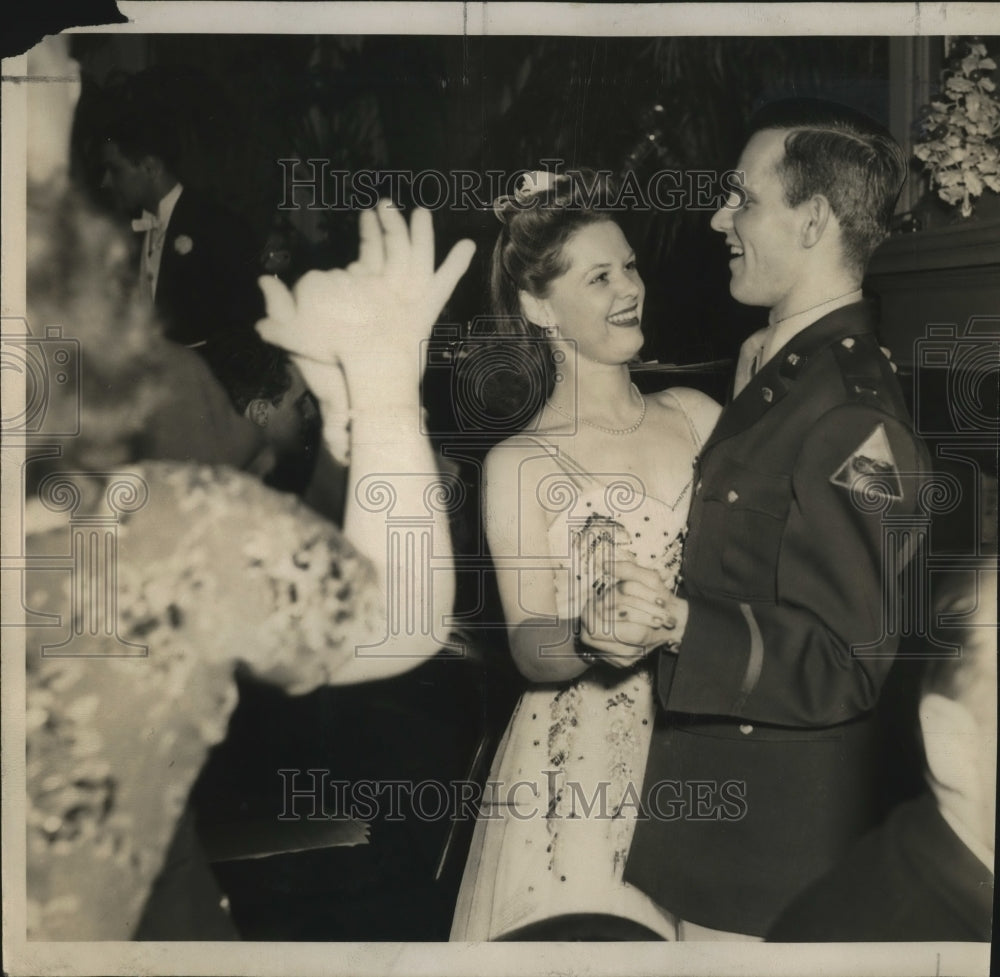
451, 394, 701, 940
24, 462, 380, 940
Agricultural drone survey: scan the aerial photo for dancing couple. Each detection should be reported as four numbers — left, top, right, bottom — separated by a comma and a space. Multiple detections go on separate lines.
235, 98, 925, 942
449, 99, 927, 940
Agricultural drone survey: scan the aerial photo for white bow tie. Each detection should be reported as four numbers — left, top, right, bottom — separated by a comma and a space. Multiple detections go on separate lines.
131, 212, 160, 233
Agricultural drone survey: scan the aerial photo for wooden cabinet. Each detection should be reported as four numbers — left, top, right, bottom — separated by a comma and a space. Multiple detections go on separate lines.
865, 216, 999, 555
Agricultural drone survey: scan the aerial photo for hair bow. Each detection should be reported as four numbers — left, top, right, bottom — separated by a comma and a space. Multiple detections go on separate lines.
493, 170, 566, 222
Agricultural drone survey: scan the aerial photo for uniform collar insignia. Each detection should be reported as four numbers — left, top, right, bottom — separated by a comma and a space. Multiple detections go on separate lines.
706, 301, 877, 454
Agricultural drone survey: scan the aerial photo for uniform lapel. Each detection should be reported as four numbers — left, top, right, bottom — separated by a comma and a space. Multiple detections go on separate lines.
701, 302, 878, 454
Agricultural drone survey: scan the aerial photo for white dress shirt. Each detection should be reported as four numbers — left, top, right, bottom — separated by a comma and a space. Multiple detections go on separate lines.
136, 182, 183, 303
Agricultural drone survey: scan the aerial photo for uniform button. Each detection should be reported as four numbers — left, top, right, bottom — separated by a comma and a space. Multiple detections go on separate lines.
739, 723, 754, 735
786, 353, 800, 366
727, 489, 739, 503
841, 337, 856, 350
761, 386, 773, 402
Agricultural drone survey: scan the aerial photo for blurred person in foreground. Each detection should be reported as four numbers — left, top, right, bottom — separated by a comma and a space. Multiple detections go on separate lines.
22, 35, 473, 940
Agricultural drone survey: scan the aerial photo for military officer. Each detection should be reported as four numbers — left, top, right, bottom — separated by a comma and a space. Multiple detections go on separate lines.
613, 100, 931, 938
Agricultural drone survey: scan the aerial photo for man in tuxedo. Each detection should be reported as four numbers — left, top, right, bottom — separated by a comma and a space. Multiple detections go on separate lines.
618, 99, 930, 937
100, 111, 263, 377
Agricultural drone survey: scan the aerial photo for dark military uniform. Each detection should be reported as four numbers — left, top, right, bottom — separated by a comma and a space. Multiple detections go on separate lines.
624, 301, 930, 936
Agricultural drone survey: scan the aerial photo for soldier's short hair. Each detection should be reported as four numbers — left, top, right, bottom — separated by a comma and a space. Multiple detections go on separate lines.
748, 98, 907, 274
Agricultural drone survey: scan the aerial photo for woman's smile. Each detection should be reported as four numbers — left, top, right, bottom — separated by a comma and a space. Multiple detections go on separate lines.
607, 304, 641, 327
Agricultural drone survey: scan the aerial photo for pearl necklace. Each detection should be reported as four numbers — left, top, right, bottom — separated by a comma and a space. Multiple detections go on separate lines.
547, 383, 647, 435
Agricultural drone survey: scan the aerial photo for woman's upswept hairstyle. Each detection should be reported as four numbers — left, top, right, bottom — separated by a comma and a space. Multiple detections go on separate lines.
490, 169, 618, 322
462, 169, 618, 429
748, 98, 907, 273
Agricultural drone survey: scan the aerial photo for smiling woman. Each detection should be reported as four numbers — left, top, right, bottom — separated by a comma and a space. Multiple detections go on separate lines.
449, 169, 721, 941
520, 220, 645, 375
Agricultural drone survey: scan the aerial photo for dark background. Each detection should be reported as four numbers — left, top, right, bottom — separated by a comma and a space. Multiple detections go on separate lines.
61, 32, 896, 368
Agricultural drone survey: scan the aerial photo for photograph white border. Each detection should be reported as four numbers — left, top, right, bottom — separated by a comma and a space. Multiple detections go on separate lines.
2, 4, 995, 975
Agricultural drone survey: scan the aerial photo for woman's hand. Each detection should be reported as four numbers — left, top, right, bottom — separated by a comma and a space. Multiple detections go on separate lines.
257, 200, 475, 403
614, 560, 688, 655
250, 201, 470, 680
579, 566, 668, 666
579, 559, 686, 665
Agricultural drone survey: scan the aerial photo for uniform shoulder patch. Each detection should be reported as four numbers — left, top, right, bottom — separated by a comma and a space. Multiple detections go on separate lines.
829, 422, 903, 501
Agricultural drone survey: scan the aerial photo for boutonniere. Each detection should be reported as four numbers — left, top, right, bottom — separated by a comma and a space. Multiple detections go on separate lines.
173, 235, 194, 256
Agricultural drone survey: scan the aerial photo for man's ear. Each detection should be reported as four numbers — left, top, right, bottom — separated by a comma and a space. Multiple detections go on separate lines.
801, 194, 833, 249
519, 289, 553, 330
245, 398, 270, 428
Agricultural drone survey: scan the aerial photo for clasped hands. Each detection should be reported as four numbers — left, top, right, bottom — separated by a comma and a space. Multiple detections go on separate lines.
579, 536, 687, 668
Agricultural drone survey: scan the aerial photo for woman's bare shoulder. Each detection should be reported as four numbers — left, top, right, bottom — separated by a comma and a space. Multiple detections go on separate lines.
484, 430, 561, 466
650, 386, 722, 442
483, 430, 574, 499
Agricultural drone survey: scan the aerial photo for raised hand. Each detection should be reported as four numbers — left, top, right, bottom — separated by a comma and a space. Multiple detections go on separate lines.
257, 200, 475, 396
249, 202, 469, 680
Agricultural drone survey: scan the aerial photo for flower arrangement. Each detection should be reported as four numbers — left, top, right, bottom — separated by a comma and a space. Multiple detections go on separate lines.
914, 39, 1000, 219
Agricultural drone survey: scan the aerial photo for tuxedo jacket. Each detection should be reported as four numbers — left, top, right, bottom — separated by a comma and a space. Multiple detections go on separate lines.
153, 187, 263, 369
767, 792, 994, 942
623, 302, 930, 935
